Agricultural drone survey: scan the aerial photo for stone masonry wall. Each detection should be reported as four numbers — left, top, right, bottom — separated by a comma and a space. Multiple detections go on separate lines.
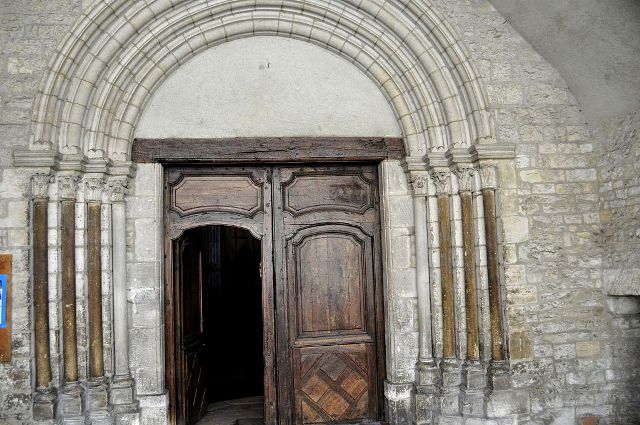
0, 0, 637, 424
595, 109, 640, 423
597, 110, 640, 296
0, 1, 83, 424
433, 1, 613, 423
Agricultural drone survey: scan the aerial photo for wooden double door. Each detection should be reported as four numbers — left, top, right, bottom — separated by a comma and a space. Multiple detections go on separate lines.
165, 164, 386, 425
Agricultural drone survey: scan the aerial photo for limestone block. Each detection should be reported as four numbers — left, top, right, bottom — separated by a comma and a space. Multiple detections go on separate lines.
503, 264, 526, 284
391, 230, 412, 269
486, 389, 530, 417
388, 195, 415, 228
390, 267, 417, 298
501, 216, 529, 243
553, 344, 576, 360
0, 200, 28, 227
126, 197, 156, 219
131, 165, 159, 197
487, 85, 523, 105
133, 219, 158, 262
509, 331, 533, 360
565, 168, 597, 182
506, 286, 538, 305
115, 413, 140, 425
383, 161, 411, 196
128, 263, 159, 289
575, 341, 601, 358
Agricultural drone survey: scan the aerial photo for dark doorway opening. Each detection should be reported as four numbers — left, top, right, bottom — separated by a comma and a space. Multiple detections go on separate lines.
206, 225, 263, 401
174, 224, 264, 425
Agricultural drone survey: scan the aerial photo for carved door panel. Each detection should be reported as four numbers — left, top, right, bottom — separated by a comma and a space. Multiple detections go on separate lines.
174, 229, 208, 424
166, 164, 384, 425
166, 166, 276, 425
273, 165, 384, 425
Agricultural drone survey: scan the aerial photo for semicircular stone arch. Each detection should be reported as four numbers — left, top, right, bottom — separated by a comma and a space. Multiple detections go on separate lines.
17, 0, 516, 171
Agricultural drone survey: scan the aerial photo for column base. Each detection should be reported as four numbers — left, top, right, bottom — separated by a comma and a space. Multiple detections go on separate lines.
486, 361, 530, 418
461, 361, 487, 417
414, 360, 440, 425
487, 360, 510, 391
34, 387, 57, 421
439, 358, 462, 417
110, 375, 138, 413
56, 382, 85, 422
86, 378, 112, 425
384, 380, 414, 425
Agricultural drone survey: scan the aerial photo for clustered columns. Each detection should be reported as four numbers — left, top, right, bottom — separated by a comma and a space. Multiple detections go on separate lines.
30, 169, 138, 423
409, 165, 509, 423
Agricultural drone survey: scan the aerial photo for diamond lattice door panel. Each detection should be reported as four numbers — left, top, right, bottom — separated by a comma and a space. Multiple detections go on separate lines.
274, 165, 384, 425
293, 344, 375, 424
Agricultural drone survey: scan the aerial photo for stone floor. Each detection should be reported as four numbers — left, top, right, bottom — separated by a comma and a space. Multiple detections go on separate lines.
196, 396, 265, 425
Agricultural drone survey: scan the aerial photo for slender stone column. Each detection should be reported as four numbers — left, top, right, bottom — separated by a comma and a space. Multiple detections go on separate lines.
432, 171, 455, 359
85, 177, 111, 424
411, 173, 434, 361
108, 177, 137, 414
455, 167, 487, 417
57, 174, 85, 420
479, 166, 511, 397
86, 178, 106, 378
480, 167, 505, 362
456, 168, 480, 361
32, 174, 56, 420
432, 170, 462, 417
410, 172, 439, 425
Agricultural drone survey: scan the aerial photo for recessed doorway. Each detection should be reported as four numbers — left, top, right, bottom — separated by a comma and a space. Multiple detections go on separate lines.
164, 163, 386, 425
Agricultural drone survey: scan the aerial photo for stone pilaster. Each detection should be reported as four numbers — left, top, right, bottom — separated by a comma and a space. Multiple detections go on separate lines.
107, 177, 138, 417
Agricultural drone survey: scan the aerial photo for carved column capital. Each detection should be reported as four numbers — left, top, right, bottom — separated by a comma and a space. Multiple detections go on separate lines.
57, 174, 81, 200
453, 167, 476, 193
410, 172, 430, 197
430, 170, 450, 195
480, 165, 498, 189
31, 173, 53, 199
108, 177, 129, 203
84, 177, 106, 202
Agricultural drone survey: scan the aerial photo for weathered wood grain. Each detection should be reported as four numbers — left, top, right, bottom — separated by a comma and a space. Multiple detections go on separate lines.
132, 137, 404, 163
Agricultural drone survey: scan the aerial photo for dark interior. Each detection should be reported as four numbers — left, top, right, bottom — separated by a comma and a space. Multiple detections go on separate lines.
200, 225, 264, 403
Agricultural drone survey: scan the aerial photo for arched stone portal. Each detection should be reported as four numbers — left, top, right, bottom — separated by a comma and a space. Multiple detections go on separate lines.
17, 1, 518, 424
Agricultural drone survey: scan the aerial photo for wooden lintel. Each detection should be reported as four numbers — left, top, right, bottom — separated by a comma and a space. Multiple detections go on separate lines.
132, 137, 405, 164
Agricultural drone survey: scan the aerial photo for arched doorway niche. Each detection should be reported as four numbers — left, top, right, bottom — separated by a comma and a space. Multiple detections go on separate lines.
19, 2, 517, 424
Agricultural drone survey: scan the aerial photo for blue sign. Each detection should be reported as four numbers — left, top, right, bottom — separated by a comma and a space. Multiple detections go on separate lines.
0, 274, 6, 329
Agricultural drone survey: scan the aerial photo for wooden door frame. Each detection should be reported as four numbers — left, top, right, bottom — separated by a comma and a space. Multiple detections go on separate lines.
146, 137, 404, 425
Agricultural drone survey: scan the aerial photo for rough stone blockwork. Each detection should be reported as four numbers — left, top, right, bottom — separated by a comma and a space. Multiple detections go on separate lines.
595, 110, 640, 423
